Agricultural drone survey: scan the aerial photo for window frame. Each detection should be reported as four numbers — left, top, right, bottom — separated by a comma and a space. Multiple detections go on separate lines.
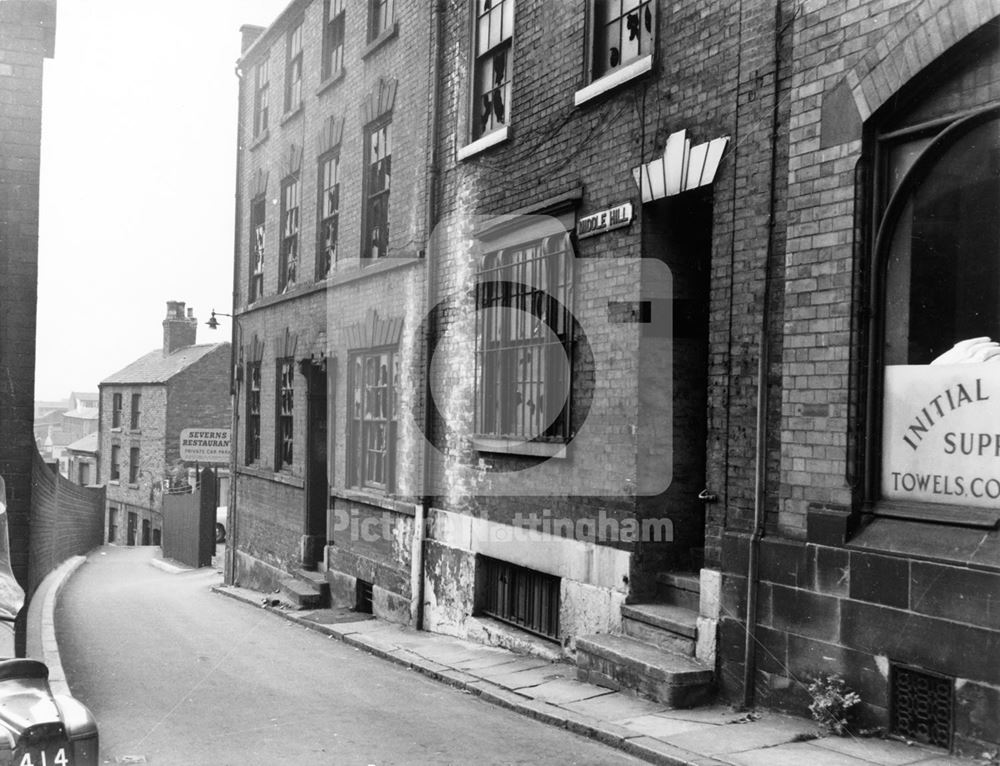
110, 444, 121, 482
111, 393, 122, 429
249, 195, 266, 303
863, 104, 1000, 527
279, 174, 300, 291
128, 446, 140, 484
129, 392, 140, 430
284, 21, 304, 114
322, 0, 346, 82
361, 116, 392, 261
470, 0, 515, 143
368, 0, 395, 44
317, 148, 341, 279
474, 231, 575, 450
575, 0, 656, 106
275, 357, 295, 471
348, 347, 398, 492
253, 58, 270, 138
245, 360, 262, 465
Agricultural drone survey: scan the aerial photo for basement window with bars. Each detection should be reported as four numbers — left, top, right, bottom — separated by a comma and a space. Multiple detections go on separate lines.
478, 556, 560, 640
475, 231, 574, 449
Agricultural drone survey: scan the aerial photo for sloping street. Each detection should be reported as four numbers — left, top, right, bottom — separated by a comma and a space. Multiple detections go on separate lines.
55, 546, 641, 766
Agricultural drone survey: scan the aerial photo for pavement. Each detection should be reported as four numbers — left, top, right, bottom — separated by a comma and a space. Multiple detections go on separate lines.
36, 549, 982, 766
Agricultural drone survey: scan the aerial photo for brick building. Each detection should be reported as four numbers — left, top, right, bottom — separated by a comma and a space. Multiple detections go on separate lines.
228, 0, 434, 623
99, 302, 230, 546
0, 0, 57, 645
230, 0, 1000, 753
713, 0, 1000, 756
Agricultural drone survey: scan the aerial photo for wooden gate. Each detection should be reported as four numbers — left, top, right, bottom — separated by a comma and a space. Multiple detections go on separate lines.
161, 468, 217, 568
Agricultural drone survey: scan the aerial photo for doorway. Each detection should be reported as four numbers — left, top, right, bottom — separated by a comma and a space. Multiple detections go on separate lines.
303, 360, 330, 569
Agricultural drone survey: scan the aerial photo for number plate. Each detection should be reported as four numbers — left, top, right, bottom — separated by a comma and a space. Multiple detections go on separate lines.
16, 745, 70, 766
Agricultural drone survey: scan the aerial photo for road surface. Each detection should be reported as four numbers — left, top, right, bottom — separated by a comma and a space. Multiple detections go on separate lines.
55, 546, 641, 765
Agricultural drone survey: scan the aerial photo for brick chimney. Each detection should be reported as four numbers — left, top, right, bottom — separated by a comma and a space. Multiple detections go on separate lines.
163, 301, 198, 354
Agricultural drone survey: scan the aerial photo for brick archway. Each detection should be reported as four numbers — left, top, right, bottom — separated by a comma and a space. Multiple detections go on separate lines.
845, 0, 999, 121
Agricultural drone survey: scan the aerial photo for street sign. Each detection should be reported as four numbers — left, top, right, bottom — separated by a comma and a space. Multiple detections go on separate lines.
180, 429, 231, 463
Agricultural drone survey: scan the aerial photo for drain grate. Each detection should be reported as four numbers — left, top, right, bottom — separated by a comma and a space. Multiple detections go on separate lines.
890, 663, 953, 749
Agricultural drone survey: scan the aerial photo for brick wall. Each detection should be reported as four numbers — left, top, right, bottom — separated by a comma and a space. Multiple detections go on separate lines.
0, 1, 55, 626
28, 449, 105, 595
717, 0, 1000, 753
230, 0, 433, 602
165, 344, 232, 464
101, 384, 168, 513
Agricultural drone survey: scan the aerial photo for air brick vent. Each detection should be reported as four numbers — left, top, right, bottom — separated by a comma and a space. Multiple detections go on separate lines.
890, 663, 953, 750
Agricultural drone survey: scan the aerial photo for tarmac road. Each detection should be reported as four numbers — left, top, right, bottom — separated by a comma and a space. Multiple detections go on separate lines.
55, 545, 642, 766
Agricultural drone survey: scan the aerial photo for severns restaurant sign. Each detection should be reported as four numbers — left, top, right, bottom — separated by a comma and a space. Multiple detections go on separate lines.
882, 365, 1000, 508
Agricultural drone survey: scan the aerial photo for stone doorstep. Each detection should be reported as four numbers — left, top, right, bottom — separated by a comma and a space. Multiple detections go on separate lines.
577, 633, 715, 709
623, 616, 696, 657
279, 577, 325, 609
294, 568, 329, 587
655, 572, 701, 611
622, 604, 698, 638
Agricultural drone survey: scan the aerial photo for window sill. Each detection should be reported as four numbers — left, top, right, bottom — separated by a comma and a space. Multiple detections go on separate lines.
249, 129, 269, 151
111, 428, 121, 433
316, 68, 345, 97
332, 487, 416, 516
127, 483, 139, 489
574, 55, 654, 107
849, 515, 1000, 573
458, 127, 510, 161
473, 436, 567, 458
236, 464, 304, 488
872, 500, 1000, 529
109, 480, 120, 486
362, 23, 398, 59
280, 105, 303, 126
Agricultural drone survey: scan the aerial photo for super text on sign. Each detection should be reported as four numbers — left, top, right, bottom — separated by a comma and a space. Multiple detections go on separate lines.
179, 428, 231, 463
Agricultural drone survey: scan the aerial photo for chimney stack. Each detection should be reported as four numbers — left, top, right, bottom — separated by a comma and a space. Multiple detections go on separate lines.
163, 301, 198, 354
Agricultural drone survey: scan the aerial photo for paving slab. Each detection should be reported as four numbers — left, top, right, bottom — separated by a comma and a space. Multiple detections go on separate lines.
471, 657, 554, 680
722, 741, 887, 766
561, 691, 671, 723
618, 713, 715, 740
652, 706, 751, 726
810, 735, 947, 765
451, 653, 527, 671
478, 662, 573, 689
663, 713, 817, 756
518, 678, 616, 705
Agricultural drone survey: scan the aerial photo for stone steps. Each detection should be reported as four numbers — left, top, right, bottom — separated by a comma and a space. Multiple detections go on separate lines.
655, 571, 701, 611
576, 633, 714, 708
279, 569, 330, 609
621, 603, 697, 656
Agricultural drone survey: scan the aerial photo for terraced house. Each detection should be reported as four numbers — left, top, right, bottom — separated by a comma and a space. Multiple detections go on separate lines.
228, 0, 1000, 755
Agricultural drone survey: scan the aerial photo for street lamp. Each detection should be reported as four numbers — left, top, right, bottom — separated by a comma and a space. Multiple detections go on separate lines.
206, 308, 241, 586
205, 309, 232, 331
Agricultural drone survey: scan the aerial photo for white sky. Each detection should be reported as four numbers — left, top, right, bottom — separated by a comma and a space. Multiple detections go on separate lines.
35, 0, 290, 401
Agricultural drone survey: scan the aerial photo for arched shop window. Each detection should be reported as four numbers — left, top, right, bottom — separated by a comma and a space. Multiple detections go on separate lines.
871, 106, 1000, 522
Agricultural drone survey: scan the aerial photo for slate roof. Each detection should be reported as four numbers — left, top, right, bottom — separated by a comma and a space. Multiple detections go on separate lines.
65, 433, 98, 454
100, 343, 228, 385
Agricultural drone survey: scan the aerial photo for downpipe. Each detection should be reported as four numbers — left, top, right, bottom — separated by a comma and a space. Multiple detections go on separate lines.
741, 0, 784, 708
